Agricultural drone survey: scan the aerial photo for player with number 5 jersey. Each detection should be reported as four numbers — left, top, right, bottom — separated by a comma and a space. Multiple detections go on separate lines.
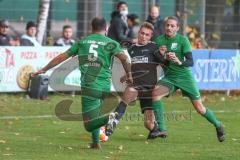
33, 17, 132, 149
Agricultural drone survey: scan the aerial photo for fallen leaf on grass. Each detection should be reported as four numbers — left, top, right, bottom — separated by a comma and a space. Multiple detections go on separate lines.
118, 145, 123, 151
220, 97, 225, 102
125, 126, 129, 130
0, 140, 6, 144
14, 133, 20, 136
67, 147, 73, 150
3, 153, 13, 156
65, 128, 71, 131
7, 121, 13, 125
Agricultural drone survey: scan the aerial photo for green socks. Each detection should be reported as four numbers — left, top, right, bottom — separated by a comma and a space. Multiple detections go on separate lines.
92, 128, 100, 145
204, 108, 221, 128
152, 100, 167, 131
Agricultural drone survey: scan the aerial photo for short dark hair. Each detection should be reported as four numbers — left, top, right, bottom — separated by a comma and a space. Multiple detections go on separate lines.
127, 13, 139, 21
0, 19, 9, 27
26, 21, 36, 30
91, 17, 107, 32
140, 22, 154, 32
116, 1, 128, 10
63, 25, 72, 31
165, 16, 180, 26
149, 5, 160, 13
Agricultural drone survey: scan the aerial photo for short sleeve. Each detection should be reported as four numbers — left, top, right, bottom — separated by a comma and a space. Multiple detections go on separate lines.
66, 42, 79, 57
110, 41, 122, 56
183, 37, 192, 54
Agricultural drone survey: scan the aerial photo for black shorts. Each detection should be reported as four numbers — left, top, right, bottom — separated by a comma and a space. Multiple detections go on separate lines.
139, 98, 153, 114
134, 85, 154, 99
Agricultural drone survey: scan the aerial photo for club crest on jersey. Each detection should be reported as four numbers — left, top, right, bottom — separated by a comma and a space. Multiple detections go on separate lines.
104, 42, 117, 52
171, 43, 178, 50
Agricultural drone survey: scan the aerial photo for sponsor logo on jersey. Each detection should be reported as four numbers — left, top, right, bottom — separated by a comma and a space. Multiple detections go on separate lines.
131, 56, 148, 63
171, 43, 178, 50
84, 62, 101, 67
141, 49, 149, 52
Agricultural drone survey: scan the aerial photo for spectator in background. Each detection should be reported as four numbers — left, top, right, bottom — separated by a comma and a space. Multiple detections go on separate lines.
146, 5, 164, 40
186, 25, 208, 49
0, 19, 15, 46
54, 25, 75, 46
107, 1, 131, 43
20, 21, 41, 46
127, 13, 140, 40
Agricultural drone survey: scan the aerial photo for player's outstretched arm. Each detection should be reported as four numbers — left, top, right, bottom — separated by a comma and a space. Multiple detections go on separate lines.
115, 52, 133, 84
32, 52, 69, 77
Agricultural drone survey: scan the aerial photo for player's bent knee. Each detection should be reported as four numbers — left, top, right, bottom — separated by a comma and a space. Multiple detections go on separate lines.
84, 125, 93, 132
152, 89, 167, 101
196, 107, 205, 115
83, 121, 93, 132
192, 100, 206, 116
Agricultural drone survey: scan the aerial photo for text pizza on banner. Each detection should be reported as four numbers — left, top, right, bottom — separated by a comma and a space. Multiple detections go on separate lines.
0, 47, 240, 92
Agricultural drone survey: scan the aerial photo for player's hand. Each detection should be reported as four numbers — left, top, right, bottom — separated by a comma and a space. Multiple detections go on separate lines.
120, 75, 127, 83
168, 52, 182, 65
159, 45, 167, 56
31, 69, 46, 77
125, 73, 133, 85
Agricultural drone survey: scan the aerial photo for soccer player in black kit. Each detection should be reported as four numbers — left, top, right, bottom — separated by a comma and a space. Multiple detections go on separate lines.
106, 22, 167, 139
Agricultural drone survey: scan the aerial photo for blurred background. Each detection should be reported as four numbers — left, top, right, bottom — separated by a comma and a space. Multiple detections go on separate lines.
0, 0, 239, 49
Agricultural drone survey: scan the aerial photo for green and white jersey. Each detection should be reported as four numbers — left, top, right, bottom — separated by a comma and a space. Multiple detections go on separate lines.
155, 33, 200, 100
67, 34, 121, 87
154, 33, 192, 79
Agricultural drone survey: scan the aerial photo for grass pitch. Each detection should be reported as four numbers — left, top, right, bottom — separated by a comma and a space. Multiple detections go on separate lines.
0, 93, 240, 160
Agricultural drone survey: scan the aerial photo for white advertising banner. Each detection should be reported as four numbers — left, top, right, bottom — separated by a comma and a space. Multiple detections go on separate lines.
0, 46, 125, 92
2, 47, 239, 92
0, 46, 78, 92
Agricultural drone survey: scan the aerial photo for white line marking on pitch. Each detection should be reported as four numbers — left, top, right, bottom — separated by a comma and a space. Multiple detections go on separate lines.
0, 110, 239, 120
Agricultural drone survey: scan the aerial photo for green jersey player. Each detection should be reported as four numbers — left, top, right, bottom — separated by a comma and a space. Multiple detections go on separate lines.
33, 17, 132, 149
153, 16, 225, 142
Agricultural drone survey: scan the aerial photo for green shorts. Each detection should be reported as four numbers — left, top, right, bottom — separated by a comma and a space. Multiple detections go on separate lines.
158, 76, 200, 100
81, 96, 102, 121
81, 84, 110, 120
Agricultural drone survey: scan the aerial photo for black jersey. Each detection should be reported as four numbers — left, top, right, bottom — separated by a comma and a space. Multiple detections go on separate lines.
128, 42, 164, 90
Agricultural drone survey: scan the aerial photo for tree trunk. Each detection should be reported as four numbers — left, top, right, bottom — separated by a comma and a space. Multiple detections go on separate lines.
36, 0, 51, 45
